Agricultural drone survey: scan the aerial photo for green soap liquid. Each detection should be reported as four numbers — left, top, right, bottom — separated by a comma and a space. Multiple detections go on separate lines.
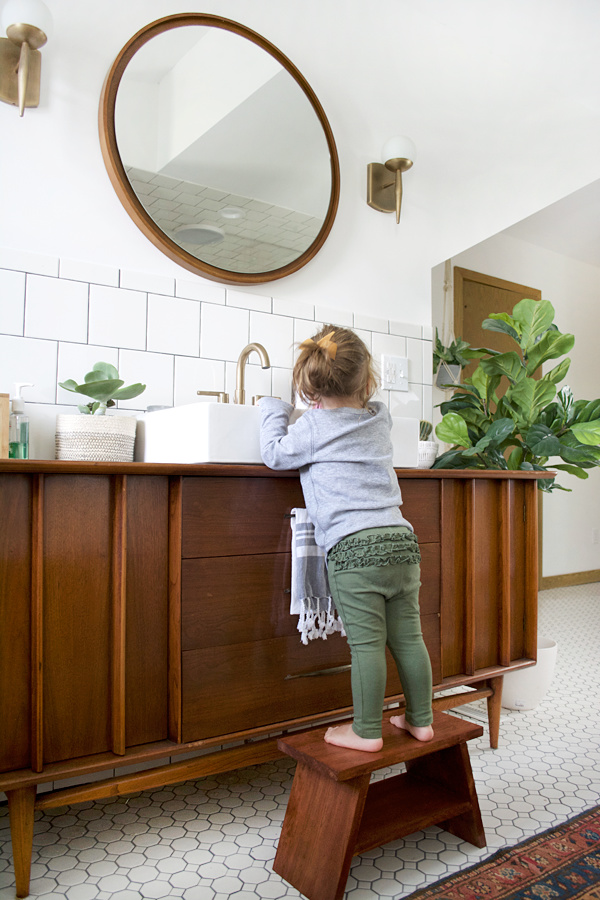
9, 442, 28, 459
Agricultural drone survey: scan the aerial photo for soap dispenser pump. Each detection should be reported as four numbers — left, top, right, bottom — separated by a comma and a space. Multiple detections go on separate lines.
9, 383, 34, 459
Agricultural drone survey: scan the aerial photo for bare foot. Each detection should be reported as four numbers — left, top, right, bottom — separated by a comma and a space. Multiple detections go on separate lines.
390, 714, 434, 742
324, 723, 383, 752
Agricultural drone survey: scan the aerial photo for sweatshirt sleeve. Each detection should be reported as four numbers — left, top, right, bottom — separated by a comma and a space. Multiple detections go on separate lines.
259, 397, 313, 470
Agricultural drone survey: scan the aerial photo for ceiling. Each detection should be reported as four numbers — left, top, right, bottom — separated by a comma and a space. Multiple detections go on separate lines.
501, 178, 600, 270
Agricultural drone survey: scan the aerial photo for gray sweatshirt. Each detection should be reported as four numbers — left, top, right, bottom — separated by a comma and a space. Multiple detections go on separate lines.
259, 397, 412, 552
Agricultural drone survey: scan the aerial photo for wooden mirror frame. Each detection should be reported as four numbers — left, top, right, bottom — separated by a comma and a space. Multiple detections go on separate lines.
99, 13, 340, 286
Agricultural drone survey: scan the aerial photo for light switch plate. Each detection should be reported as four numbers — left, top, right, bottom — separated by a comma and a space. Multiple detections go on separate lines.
381, 355, 409, 391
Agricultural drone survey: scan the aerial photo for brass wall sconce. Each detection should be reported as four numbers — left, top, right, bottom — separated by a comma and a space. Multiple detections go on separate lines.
367, 135, 416, 224
0, 0, 52, 116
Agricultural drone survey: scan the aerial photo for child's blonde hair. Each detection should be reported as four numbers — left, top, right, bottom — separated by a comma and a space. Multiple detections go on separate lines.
293, 325, 379, 406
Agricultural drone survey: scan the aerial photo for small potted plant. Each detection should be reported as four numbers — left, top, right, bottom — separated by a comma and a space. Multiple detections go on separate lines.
433, 329, 472, 388
56, 362, 146, 461
418, 420, 438, 468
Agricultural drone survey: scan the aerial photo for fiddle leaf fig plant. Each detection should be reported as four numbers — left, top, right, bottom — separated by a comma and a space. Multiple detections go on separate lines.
433, 298, 600, 491
59, 361, 146, 415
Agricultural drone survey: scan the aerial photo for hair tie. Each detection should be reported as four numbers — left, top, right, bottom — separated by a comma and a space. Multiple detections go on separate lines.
299, 331, 337, 360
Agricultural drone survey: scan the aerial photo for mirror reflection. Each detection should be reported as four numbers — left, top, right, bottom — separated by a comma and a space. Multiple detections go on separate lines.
102, 16, 339, 282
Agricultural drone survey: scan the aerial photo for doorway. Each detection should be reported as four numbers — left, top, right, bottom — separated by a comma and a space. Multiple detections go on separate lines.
452, 267, 544, 586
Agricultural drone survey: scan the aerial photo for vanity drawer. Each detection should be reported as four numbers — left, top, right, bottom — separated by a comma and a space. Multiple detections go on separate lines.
397, 479, 440, 543
182, 547, 440, 651
182, 476, 304, 558
181, 615, 441, 741
182, 553, 296, 650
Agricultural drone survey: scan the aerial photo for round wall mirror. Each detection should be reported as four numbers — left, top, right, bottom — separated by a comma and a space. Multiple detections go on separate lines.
99, 14, 340, 285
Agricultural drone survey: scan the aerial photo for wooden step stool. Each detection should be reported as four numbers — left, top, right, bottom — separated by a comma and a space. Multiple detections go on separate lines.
273, 710, 486, 900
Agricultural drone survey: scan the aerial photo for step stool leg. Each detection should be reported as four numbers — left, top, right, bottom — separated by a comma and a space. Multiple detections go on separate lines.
274, 761, 370, 900
406, 743, 486, 848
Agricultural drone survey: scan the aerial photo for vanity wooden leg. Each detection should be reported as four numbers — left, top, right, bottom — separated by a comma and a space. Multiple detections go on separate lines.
7, 785, 36, 899
486, 675, 503, 749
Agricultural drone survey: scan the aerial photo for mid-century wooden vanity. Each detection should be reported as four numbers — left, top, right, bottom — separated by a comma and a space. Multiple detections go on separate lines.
0, 461, 547, 897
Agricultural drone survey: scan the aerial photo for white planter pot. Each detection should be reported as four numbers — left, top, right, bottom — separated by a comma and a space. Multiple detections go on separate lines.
501, 637, 558, 710
56, 414, 137, 462
417, 440, 438, 469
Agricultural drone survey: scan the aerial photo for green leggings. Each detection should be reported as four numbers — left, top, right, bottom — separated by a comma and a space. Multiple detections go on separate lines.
327, 547, 433, 739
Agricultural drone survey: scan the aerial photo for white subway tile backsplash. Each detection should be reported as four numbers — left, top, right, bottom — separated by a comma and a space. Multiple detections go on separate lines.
56, 343, 119, 406
28, 402, 74, 460
89, 284, 147, 350
294, 319, 323, 345
422, 383, 433, 423
25, 274, 89, 343
422, 338, 433, 385
390, 383, 423, 419
147, 294, 200, 357
59, 258, 119, 287
0, 334, 58, 402
0, 269, 25, 335
117, 349, 174, 411
371, 332, 407, 360
0, 248, 58, 276
226, 289, 271, 313
354, 313, 389, 333
200, 303, 249, 362
390, 320, 421, 339
271, 367, 293, 404
249, 312, 294, 369
120, 269, 175, 295
176, 279, 225, 304
315, 305, 352, 327
406, 337, 424, 385
175, 357, 226, 406
273, 296, 314, 321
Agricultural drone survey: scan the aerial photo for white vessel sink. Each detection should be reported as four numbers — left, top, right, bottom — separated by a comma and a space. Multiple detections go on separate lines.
136, 402, 419, 467
136, 402, 263, 464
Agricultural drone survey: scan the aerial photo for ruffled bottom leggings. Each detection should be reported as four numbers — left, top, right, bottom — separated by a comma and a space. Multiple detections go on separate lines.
327, 525, 433, 739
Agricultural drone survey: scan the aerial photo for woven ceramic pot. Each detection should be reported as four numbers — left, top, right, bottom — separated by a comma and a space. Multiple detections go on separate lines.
55, 414, 137, 462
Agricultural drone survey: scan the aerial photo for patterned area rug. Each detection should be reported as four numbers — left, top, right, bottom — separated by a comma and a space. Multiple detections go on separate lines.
406, 806, 600, 899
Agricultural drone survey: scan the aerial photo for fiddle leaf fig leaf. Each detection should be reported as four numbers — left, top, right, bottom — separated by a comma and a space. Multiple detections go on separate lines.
542, 357, 571, 386
482, 314, 520, 342
570, 420, 600, 446
524, 424, 561, 457
480, 352, 525, 384
553, 463, 589, 479
525, 331, 574, 375
435, 413, 472, 447
512, 298, 556, 352
509, 378, 557, 423
577, 399, 600, 422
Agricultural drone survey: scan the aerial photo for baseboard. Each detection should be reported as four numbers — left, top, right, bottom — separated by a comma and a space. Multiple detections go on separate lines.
540, 570, 600, 590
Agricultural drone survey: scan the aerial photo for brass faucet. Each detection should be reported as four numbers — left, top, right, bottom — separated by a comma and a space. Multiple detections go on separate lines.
234, 343, 271, 405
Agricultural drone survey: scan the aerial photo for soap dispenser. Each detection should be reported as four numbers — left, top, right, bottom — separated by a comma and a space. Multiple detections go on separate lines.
9, 383, 33, 459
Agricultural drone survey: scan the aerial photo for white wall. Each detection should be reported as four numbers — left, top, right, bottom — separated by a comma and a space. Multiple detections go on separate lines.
432, 234, 600, 578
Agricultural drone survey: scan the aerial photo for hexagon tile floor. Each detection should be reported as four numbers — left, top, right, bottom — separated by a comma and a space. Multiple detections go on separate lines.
1, 583, 599, 900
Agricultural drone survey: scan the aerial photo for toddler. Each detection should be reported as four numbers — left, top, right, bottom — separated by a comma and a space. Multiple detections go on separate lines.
259, 326, 433, 752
